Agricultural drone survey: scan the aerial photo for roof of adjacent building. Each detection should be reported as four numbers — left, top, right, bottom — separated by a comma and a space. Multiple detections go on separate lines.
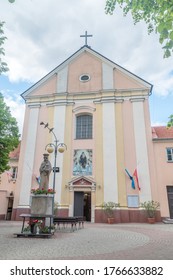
9, 142, 21, 160
152, 126, 173, 139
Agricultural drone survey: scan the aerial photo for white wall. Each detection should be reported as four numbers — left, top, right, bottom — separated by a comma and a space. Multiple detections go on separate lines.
132, 100, 152, 202
102, 102, 118, 202
18, 106, 40, 207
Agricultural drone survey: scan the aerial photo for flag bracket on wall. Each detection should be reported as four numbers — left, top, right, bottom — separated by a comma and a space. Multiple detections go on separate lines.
125, 168, 140, 190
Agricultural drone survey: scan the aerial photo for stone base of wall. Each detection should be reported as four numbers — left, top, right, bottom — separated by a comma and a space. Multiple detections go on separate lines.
11, 207, 161, 222
95, 209, 161, 223
11, 208, 30, 221
12, 207, 69, 220
0, 214, 5, 220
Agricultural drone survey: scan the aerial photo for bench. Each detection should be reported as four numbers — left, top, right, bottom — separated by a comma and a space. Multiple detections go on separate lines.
75, 216, 85, 229
53, 216, 84, 231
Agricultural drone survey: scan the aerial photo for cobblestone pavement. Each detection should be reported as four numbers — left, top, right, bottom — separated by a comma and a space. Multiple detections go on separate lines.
0, 221, 173, 260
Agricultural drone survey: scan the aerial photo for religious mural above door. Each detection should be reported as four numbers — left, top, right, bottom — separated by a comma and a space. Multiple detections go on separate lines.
73, 149, 92, 176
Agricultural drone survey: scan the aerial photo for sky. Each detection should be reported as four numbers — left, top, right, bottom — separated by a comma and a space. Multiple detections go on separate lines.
0, 0, 173, 135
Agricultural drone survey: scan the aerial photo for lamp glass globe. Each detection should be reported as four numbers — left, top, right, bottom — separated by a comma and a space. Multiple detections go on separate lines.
58, 146, 65, 153
47, 146, 54, 153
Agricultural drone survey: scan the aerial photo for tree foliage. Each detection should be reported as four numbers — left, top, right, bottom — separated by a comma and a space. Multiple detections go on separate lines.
0, 1, 20, 174
167, 115, 173, 128
105, 0, 173, 58
1, 0, 16, 72
0, 93, 20, 174
0, 21, 9, 74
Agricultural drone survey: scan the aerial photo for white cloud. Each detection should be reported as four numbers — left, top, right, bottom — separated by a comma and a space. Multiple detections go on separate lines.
1, 0, 172, 84
1, 0, 173, 128
151, 121, 167, 127
151, 73, 173, 97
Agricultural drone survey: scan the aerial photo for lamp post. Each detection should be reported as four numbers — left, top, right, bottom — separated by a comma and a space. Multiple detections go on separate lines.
40, 122, 67, 215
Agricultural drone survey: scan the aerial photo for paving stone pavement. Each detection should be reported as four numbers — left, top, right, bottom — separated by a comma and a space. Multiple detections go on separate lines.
0, 221, 173, 260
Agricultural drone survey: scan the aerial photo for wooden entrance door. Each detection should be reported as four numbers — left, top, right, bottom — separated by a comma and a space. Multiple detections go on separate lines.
167, 186, 173, 218
74, 191, 91, 221
74, 192, 84, 217
84, 193, 91, 221
6, 197, 13, 220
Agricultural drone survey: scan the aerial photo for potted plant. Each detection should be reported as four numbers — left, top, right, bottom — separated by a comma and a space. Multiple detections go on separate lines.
141, 200, 160, 223
49, 225, 56, 234
40, 225, 55, 234
40, 226, 49, 234
102, 201, 119, 224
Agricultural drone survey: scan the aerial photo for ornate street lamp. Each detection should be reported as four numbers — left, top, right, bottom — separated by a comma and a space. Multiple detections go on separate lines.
40, 122, 67, 215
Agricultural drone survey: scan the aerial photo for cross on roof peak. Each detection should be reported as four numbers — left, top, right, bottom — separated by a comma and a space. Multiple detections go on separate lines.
80, 31, 93, 46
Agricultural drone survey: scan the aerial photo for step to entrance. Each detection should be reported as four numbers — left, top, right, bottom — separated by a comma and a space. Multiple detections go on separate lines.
162, 218, 173, 224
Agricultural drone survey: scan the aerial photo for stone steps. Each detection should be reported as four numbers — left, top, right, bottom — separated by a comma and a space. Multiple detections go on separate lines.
162, 218, 173, 224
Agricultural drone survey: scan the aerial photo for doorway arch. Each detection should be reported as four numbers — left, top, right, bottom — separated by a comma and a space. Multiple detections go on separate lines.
68, 176, 96, 222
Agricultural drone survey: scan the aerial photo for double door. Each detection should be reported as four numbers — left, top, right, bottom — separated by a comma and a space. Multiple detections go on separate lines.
74, 191, 91, 221
167, 186, 173, 218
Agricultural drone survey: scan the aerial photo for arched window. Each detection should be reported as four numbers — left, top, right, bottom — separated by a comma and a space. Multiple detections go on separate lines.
76, 114, 93, 139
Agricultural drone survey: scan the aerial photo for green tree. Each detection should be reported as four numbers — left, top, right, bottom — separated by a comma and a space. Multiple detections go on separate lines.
0, 21, 9, 74
0, 93, 20, 174
105, 0, 173, 58
0, 0, 20, 174
167, 115, 173, 128
1, 0, 16, 72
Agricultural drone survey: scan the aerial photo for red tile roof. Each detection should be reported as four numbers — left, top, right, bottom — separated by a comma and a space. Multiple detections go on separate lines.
152, 126, 173, 139
9, 142, 20, 159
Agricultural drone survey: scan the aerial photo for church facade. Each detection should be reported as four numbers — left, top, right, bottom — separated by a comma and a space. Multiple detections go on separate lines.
11, 44, 167, 222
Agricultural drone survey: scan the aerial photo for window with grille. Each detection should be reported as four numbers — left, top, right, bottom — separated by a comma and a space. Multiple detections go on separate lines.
76, 115, 93, 139
166, 148, 173, 162
11, 167, 18, 180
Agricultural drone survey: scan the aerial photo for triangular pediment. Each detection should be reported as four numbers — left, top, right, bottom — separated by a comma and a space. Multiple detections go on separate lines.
68, 176, 96, 187
21, 45, 152, 100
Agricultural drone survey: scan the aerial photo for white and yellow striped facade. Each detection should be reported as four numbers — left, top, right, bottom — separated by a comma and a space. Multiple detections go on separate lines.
13, 46, 158, 222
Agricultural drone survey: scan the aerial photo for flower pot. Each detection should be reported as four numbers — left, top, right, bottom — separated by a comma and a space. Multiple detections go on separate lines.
147, 217, 155, 224
107, 217, 115, 224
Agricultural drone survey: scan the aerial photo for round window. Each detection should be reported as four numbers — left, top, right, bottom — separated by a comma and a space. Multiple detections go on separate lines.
79, 74, 90, 82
